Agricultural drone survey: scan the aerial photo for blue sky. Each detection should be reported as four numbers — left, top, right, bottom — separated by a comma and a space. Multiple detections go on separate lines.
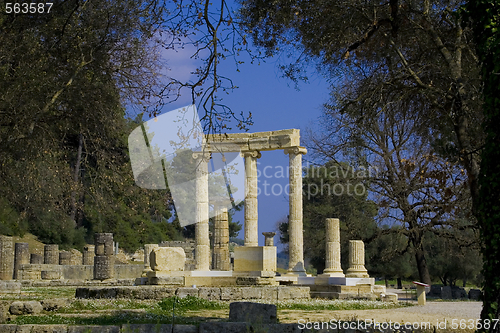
152, 44, 331, 246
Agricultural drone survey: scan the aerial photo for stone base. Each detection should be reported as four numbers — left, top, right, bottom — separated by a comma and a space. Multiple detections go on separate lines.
315, 276, 347, 285
233, 270, 275, 278
234, 246, 276, 273
345, 268, 369, 278
148, 276, 184, 286
235, 277, 278, 286
345, 277, 374, 286
275, 275, 297, 285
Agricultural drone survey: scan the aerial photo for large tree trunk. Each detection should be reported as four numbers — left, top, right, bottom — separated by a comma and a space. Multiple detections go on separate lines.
413, 243, 432, 285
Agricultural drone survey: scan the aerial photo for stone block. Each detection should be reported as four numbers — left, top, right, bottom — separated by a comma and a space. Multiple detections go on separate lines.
199, 322, 250, 333
0, 325, 16, 333
31, 325, 68, 333
30, 254, 43, 265
148, 276, 185, 286
68, 326, 120, 333
233, 247, 276, 273
150, 247, 186, 272
59, 251, 71, 265
41, 299, 70, 311
260, 287, 278, 301
176, 287, 199, 298
199, 287, 221, 300
441, 286, 452, 299
221, 287, 242, 301
277, 287, 309, 300
469, 288, 481, 301
41, 270, 62, 280
122, 324, 197, 333
9, 301, 42, 315
229, 302, 277, 324
381, 293, 398, 303
0, 281, 21, 294
241, 287, 262, 299
451, 286, 467, 299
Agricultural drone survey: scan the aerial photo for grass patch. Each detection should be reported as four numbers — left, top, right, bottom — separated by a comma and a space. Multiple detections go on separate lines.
156, 296, 227, 315
13, 313, 197, 326
260, 299, 411, 311
58, 299, 155, 313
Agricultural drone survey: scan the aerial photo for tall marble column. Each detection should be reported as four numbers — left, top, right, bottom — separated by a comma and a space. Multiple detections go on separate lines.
285, 146, 307, 275
242, 150, 261, 246
346, 240, 369, 278
213, 205, 230, 271
323, 218, 344, 276
193, 152, 210, 271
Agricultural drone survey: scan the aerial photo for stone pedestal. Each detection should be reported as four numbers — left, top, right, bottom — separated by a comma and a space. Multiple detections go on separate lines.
30, 253, 43, 264
242, 151, 261, 247
321, 218, 344, 277
44, 244, 59, 265
0, 236, 14, 280
93, 233, 115, 280
234, 246, 276, 277
285, 147, 307, 276
14, 243, 29, 279
147, 247, 186, 285
59, 251, 71, 265
83, 245, 95, 265
262, 232, 276, 246
213, 206, 230, 271
346, 240, 369, 278
194, 152, 210, 271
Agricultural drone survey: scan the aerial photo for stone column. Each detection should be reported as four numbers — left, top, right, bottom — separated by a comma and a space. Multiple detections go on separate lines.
285, 146, 307, 275
30, 253, 44, 264
242, 150, 261, 246
83, 245, 95, 265
94, 233, 115, 280
143, 244, 159, 272
213, 205, 230, 271
0, 235, 14, 280
59, 251, 71, 265
44, 244, 59, 265
193, 152, 210, 271
262, 232, 276, 246
322, 218, 344, 277
346, 240, 369, 278
14, 243, 29, 279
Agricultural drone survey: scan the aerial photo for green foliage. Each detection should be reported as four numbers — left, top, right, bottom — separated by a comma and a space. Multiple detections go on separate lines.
157, 296, 226, 315
462, 0, 500, 328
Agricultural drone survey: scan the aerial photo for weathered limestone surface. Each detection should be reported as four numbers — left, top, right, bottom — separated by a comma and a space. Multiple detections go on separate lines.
213, 206, 230, 271
233, 247, 276, 275
205, 129, 300, 152
93, 233, 114, 280
143, 244, 158, 273
30, 254, 43, 264
0, 236, 14, 280
150, 247, 186, 272
14, 243, 29, 280
229, 302, 277, 324
82, 245, 95, 265
0, 281, 20, 294
59, 251, 71, 265
262, 232, 275, 247
44, 244, 59, 265
345, 240, 369, 278
285, 146, 307, 276
320, 218, 344, 278
194, 152, 210, 271
242, 151, 261, 247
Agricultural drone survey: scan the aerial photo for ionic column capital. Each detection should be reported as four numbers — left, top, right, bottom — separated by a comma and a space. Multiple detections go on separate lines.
192, 151, 211, 161
284, 146, 307, 156
240, 150, 262, 159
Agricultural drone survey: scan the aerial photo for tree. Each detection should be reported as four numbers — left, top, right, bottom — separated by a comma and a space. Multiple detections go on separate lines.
462, 0, 500, 329
0, 0, 177, 249
308, 97, 472, 284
